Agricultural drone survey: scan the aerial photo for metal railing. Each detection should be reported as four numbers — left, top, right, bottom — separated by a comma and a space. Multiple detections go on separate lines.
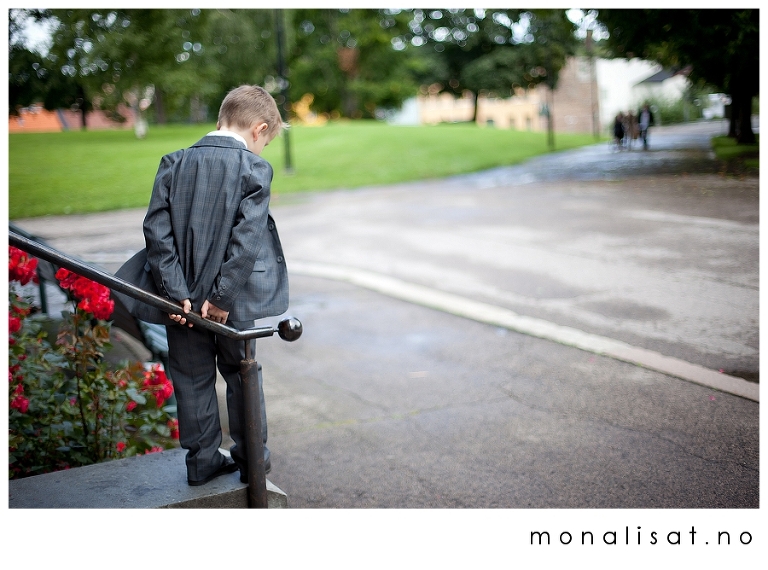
9, 230, 302, 508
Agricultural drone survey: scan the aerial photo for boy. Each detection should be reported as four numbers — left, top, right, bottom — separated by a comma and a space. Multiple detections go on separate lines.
142, 85, 289, 486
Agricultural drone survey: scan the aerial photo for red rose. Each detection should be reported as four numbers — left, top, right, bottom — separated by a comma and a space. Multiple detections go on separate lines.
116, 441, 126, 453
91, 298, 115, 320
9, 316, 22, 334
168, 418, 179, 439
56, 270, 114, 319
11, 395, 29, 414
126, 401, 137, 412
9, 247, 39, 285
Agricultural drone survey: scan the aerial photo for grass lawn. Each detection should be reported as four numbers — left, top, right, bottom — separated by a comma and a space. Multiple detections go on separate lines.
9, 121, 600, 219
711, 134, 760, 169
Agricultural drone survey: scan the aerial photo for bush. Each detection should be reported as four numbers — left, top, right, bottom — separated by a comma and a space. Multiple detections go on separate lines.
636, 97, 703, 126
8, 246, 179, 479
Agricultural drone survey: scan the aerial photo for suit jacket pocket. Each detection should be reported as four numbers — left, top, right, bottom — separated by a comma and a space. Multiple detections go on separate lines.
253, 259, 266, 272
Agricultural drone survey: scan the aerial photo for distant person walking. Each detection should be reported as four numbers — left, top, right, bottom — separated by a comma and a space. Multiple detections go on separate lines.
638, 104, 655, 150
626, 110, 639, 150
613, 112, 625, 151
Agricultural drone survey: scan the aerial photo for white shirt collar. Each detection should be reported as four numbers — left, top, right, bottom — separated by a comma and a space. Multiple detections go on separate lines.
206, 129, 247, 148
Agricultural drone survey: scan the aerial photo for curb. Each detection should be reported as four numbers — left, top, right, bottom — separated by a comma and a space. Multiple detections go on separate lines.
289, 260, 758, 403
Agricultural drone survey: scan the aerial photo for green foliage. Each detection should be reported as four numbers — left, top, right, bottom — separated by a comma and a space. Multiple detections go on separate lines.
597, 9, 758, 95
392, 9, 578, 103
8, 44, 49, 115
641, 87, 713, 126
8, 9, 53, 114
12, 8, 584, 124
189, 9, 279, 122
288, 8, 421, 118
9, 122, 600, 219
8, 251, 179, 479
45, 9, 213, 123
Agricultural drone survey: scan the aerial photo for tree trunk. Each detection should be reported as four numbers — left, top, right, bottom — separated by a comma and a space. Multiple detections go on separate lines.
728, 80, 755, 144
77, 84, 87, 130
727, 98, 738, 139
340, 87, 357, 119
471, 91, 478, 123
735, 91, 755, 145
727, 87, 740, 138
547, 87, 555, 151
337, 46, 359, 118
154, 88, 166, 125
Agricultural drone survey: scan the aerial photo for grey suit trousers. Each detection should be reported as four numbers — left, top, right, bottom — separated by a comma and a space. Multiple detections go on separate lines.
165, 319, 268, 482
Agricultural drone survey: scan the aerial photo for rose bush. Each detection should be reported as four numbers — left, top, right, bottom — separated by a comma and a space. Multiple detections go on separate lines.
8, 246, 179, 479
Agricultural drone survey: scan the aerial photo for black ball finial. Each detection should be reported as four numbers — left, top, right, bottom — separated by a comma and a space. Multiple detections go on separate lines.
277, 316, 302, 341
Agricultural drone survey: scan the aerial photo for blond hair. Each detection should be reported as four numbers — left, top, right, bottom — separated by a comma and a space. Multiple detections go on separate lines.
218, 85, 286, 140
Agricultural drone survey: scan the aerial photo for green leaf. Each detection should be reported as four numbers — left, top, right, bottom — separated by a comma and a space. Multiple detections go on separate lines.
126, 388, 147, 405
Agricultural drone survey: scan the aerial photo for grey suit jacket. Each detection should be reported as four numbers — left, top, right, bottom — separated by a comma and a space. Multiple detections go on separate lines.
128, 134, 288, 322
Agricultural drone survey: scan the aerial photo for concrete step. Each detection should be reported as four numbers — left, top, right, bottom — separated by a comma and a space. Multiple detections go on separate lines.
9, 448, 287, 509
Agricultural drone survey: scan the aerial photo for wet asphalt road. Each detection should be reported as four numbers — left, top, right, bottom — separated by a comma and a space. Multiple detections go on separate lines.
274, 120, 758, 379
13, 120, 758, 508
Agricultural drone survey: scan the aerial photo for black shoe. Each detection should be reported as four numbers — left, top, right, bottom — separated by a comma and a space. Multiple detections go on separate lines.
188, 456, 239, 486
239, 458, 271, 483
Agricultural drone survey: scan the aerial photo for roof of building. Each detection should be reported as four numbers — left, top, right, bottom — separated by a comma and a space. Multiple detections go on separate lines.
636, 65, 692, 86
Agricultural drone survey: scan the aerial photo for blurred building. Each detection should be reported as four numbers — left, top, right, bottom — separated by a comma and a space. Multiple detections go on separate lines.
8, 102, 135, 133
391, 56, 693, 134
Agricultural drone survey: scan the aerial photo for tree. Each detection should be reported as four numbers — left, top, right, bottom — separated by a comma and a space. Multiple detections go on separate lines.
509, 10, 580, 149
13, 7, 585, 128
9, 43, 48, 115
287, 8, 422, 119
595, 9, 759, 143
44, 9, 214, 126
9, 10, 55, 115
9, 9, 92, 127
192, 9, 280, 122
389, 8, 578, 130
32, 9, 418, 124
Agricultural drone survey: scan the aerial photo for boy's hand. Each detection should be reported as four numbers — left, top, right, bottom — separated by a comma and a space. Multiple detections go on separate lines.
201, 300, 229, 324
169, 299, 193, 327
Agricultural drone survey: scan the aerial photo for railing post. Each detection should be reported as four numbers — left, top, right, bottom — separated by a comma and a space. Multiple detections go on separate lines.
38, 276, 49, 315
241, 340, 268, 508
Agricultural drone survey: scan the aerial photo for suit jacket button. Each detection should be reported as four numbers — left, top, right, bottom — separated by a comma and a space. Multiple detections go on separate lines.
268, 223, 275, 230
276, 256, 283, 263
